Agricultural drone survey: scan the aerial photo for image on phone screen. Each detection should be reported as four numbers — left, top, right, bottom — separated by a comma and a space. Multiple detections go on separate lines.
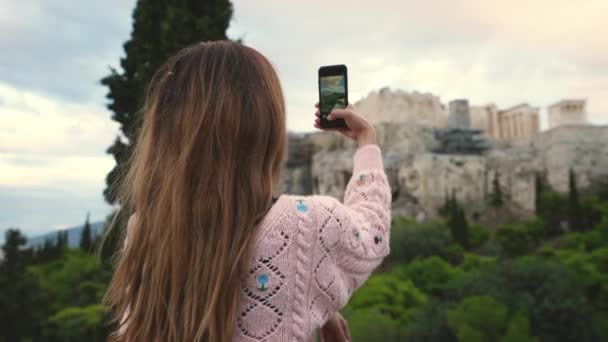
320, 75, 346, 114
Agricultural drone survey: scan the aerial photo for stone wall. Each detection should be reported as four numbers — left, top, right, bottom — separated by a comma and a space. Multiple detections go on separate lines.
353, 88, 447, 128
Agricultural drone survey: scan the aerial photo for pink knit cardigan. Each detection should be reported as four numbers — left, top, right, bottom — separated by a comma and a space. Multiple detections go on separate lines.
122, 144, 392, 341
235, 144, 392, 341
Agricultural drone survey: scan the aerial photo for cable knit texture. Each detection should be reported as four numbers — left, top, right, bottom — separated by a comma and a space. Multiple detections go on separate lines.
235, 144, 392, 341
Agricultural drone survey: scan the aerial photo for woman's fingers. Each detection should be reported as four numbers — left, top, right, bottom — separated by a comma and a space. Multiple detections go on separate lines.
339, 317, 351, 342
327, 108, 354, 120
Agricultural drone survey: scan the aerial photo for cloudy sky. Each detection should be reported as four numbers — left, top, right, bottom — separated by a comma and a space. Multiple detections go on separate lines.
1, 0, 607, 239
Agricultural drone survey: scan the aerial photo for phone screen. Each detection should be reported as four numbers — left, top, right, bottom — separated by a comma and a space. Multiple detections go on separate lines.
319, 75, 346, 114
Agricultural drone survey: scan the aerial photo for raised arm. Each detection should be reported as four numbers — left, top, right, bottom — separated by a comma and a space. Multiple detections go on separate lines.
293, 144, 392, 338
312, 144, 391, 297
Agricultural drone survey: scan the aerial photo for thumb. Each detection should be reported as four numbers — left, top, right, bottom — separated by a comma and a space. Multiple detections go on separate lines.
328, 108, 353, 120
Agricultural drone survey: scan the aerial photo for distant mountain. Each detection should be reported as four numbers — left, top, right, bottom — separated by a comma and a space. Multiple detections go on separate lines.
26, 221, 106, 249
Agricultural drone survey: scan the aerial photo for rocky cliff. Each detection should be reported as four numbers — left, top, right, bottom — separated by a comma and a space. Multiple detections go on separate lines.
281, 110, 608, 224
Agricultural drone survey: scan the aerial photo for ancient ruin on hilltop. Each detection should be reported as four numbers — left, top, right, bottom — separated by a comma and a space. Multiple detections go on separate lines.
281, 89, 603, 224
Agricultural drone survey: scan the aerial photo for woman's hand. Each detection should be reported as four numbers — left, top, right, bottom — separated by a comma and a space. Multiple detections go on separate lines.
314, 103, 377, 147
319, 312, 351, 342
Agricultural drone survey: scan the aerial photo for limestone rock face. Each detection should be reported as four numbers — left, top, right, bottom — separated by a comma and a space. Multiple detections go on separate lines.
280, 91, 608, 222
354, 88, 447, 128
514, 125, 608, 192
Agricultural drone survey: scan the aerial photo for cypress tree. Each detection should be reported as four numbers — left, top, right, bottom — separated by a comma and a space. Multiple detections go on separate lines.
489, 171, 504, 208
1, 229, 27, 276
447, 194, 470, 249
568, 168, 584, 231
55, 230, 69, 250
101, 0, 233, 204
0, 229, 35, 341
439, 192, 451, 218
39, 238, 54, 262
80, 212, 93, 252
534, 171, 545, 215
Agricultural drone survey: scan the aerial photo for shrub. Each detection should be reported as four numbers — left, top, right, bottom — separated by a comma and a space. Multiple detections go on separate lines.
403, 301, 456, 342
502, 309, 538, 342
345, 272, 427, 321
495, 222, 542, 257
394, 257, 462, 296
536, 192, 568, 236
555, 247, 608, 311
444, 243, 465, 264
42, 305, 108, 342
444, 258, 596, 342
460, 253, 496, 272
346, 308, 404, 342
387, 216, 452, 264
468, 223, 490, 250
447, 295, 508, 342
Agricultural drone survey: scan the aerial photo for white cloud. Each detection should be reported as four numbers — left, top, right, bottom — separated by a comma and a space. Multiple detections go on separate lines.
0, 82, 118, 156
228, 0, 608, 132
0, 82, 117, 234
1, 0, 607, 236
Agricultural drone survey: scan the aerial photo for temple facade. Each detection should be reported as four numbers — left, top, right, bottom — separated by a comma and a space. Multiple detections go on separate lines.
471, 103, 540, 141
548, 99, 587, 129
353, 89, 592, 142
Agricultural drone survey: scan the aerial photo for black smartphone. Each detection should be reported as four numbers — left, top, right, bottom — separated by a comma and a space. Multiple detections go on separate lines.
318, 64, 348, 129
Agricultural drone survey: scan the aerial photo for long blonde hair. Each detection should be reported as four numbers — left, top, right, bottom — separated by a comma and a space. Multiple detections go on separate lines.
103, 41, 287, 341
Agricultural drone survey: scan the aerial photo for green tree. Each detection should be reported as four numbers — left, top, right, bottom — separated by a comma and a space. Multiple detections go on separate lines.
0, 229, 37, 341
404, 301, 456, 342
502, 309, 538, 342
80, 213, 93, 252
495, 222, 543, 258
444, 258, 596, 341
489, 171, 504, 208
345, 273, 427, 321
42, 305, 109, 342
448, 200, 470, 250
447, 295, 508, 342
568, 168, 584, 231
1, 228, 27, 276
28, 250, 111, 313
438, 192, 453, 218
346, 308, 404, 342
534, 172, 546, 215
55, 230, 69, 250
101, 0, 233, 204
468, 223, 490, 250
394, 257, 462, 295
387, 217, 452, 264
537, 191, 569, 236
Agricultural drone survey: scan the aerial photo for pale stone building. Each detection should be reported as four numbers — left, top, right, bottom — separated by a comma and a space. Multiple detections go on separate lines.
471, 103, 540, 141
497, 103, 540, 140
470, 104, 499, 135
354, 88, 447, 127
548, 99, 587, 129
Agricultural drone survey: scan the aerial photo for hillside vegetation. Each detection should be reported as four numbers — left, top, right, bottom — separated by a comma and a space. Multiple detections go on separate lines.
1, 176, 607, 341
